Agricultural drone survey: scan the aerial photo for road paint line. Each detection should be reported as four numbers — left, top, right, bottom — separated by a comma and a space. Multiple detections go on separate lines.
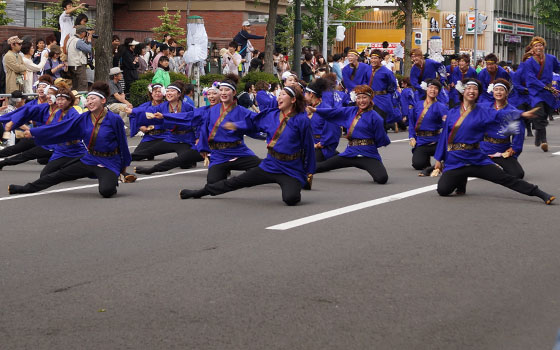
391, 138, 410, 143
553, 151, 560, 155
267, 179, 476, 231
0, 168, 207, 201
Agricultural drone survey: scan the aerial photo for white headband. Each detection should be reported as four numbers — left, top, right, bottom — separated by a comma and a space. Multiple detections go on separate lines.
219, 82, 236, 91
465, 81, 479, 87
493, 83, 508, 90
87, 91, 106, 99
56, 94, 71, 99
305, 87, 318, 95
168, 85, 182, 93
37, 82, 49, 88
48, 86, 58, 91
284, 86, 296, 97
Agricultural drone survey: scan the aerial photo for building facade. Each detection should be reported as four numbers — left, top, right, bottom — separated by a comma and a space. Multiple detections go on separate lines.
1, 0, 287, 53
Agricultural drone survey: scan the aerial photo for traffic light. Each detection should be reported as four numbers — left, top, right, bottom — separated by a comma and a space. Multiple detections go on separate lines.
336, 25, 346, 42
414, 32, 422, 45
476, 13, 487, 33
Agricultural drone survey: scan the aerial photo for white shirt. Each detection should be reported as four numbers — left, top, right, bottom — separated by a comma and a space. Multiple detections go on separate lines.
59, 13, 74, 49
394, 44, 404, 59
382, 60, 394, 72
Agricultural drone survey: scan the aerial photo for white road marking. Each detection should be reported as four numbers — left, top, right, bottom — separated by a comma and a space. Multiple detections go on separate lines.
553, 151, 560, 155
267, 179, 476, 231
391, 138, 410, 143
0, 168, 207, 201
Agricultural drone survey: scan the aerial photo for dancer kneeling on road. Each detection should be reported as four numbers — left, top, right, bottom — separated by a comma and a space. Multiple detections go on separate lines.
179, 85, 315, 206
8, 82, 132, 198
433, 78, 555, 204
409, 79, 448, 176
480, 78, 528, 179
306, 84, 390, 184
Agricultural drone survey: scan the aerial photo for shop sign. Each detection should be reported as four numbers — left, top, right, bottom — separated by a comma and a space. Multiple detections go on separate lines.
496, 20, 515, 34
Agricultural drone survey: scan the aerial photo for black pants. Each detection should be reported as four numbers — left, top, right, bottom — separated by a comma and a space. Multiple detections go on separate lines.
533, 101, 551, 131
202, 166, 303, 206
491, 156, 525, 179
150, 148, 204, 173
412, 143, 437, 171
516, 102, 532, 135
40, 156, 81, 178
131, 139, 164, 161
0, 146, 52, 168
207, 156, 261, 184
12, 160, 119, 198
0, 138, 36, 158
437, 164, 538, 198
316, 155, 388, 184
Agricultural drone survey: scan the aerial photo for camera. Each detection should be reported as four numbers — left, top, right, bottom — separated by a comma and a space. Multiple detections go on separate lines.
92, 34, 99, 39
84, 4, 89, 8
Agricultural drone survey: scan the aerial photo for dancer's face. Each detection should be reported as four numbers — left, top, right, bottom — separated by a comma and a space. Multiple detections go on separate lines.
493, 86, 507, 102
219, 86, 235, 104
277, 90, 295, 113
355, 93, 372, 110
207, 89, 219, 105
56, 96, 71, 110
426, 85, 439, 99
463, 84, 479, 103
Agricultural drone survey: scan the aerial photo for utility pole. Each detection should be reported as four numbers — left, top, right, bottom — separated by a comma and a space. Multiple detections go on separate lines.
294, 0, 302, 78
454, 0, 460, 54
473, 0, 478, 62
322, 0, 328, 59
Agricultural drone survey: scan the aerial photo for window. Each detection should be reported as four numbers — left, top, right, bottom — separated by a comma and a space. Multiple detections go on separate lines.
25, 2, 47, 28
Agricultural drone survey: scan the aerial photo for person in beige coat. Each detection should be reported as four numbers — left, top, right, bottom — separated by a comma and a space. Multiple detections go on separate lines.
4, 36, 27, 93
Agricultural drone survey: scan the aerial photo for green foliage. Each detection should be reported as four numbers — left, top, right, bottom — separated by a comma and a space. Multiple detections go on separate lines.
389, 0, 438, 28
139, 72, 155, 81
200, 74, 225, 87
301, 0, 368, 49
0, 1, 13, 26
169, 71, 189, 84
129, 79, 151, 106
43, 0, 86, 29
276, 5, 296, 55
534, 0, 560, 33
151, 7, 186, 47
241, 71, 279, 86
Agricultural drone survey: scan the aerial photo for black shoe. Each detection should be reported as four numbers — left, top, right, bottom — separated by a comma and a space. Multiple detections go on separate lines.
134, 166, 153, 175
8, 184, 24, 195
526, 130, 533, 137
179, 189, 204, 199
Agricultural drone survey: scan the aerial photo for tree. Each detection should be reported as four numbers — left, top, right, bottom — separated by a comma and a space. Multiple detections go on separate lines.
94, 0, 113, 82
43, 0, 86, 29
389, 0, 438, 75
301, 0, 367, 52
151, 7, 186, 47
0, 1, 13, 26
263, 0, 279, 74
276, 5, 296, 55
534, 0, 560, 33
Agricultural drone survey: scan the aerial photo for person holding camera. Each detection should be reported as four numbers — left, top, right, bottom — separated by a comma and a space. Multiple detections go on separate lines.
222, 41, 242, 76
59, 1, 88, 46
66, 25, 91, 91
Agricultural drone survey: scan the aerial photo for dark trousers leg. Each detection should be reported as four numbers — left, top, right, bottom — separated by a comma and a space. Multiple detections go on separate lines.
411, 144, 436, 170
0, 138, 36, 158
316, 155, 388, 184
131, 139, 164, 161
40, 157, 79, 178
149, 143, 192, 173
206, 156, 261, 184
0, 146, 53, 168
437, 165, 538, 197
491, 157, 525, 179
141, 140, 179, 158
533, 102, 551, 144
92, 165, 119, 198
204, 166, 302, 206
17, 161, 118, 198
314, 148, 326, 163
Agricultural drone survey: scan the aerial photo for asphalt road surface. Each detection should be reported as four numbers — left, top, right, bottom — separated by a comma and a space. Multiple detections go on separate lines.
1, 117, 560, 349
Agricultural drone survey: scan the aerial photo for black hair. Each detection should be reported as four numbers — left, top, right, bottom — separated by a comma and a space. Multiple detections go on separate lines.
370, 49, 383, 58
257, 52, 265, 60
228, 41, 238, 49
458, 78, 482, 102
458, 53, 470, 64
221, 73, 240, 92
382, 41, 389, 49
169, 80, 186, 99
159, 43, 169, 51
498, 61, 507, 68
134, 43, 146, 56
269, 82, 279, 92
185, 84, 195, 95
426, 79, 442, 93
90, 81, 111, 99
20, 42, 33, 55
484, 53, 498, 63
304, 53, 313, 61
45, 35, 57, 45
306, 77, 329, 98
333, 53, 342, 62
75, 13, 88, 26
158, 56, 170, 71
112, 35, 120, 42
244, 83, 254, 93
62, 0, 73, 9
